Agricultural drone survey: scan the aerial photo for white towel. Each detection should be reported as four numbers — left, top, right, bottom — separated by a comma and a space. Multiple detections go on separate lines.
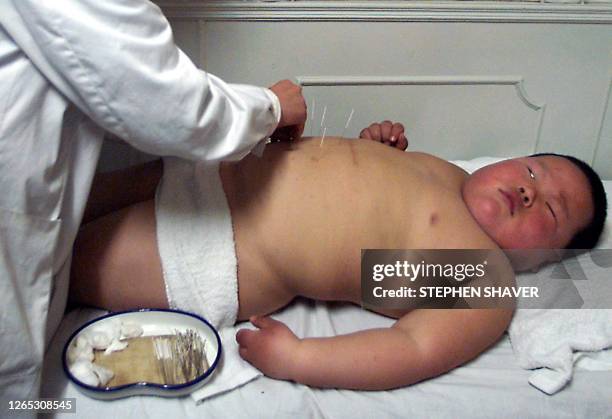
508, 181, 612, 395
156, 158, 240, 330
155, 157, 264, 402
191, 325, 262, 403
508, 308, 612, 394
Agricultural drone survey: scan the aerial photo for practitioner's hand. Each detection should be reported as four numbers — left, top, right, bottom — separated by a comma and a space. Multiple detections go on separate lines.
269, 80, 307, 142
236, 315, 301, 381
359, 121, 408, 150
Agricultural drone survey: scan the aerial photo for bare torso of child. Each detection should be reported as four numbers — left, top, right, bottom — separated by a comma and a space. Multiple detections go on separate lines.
220, 138, 499, 321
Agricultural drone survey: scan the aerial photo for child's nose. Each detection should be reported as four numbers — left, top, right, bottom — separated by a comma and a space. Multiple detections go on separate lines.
518, 186, 535, 207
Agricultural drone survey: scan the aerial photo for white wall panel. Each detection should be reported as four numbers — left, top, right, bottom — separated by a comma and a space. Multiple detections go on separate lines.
183, 19, 610, 176
99, 4, 612, 178
296, 78, 544, 160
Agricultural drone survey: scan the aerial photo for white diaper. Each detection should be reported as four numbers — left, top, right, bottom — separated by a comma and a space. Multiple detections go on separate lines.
155, 157, 238, 328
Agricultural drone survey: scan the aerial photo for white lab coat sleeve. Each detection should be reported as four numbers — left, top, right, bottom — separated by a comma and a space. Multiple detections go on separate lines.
3, 0, 280, 162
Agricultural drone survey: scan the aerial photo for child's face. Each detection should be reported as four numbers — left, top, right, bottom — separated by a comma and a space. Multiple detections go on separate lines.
462, 155, 593, 250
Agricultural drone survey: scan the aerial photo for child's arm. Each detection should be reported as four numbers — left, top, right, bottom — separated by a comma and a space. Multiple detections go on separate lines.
236, 307, 513, 390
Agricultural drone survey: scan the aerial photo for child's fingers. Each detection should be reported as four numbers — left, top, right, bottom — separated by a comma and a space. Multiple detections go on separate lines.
250, 315, 280, 329
236, 328, 255, 347
368, 124, 382, 141
359, 128, 372, 140
391, 122, 404, 139
380, 120, 393, 140
238, 346, 249, 360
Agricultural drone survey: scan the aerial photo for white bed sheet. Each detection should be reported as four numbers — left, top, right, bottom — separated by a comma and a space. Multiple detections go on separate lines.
42, 301, 612, 419
41, 181, 612, 418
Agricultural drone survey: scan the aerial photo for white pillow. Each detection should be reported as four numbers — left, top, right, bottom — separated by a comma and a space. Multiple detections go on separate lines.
450, 156, 508, 174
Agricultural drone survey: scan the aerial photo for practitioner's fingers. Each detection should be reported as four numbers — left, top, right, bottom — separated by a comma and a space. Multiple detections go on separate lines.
269, 79, 307, 129
294, 122, 305, 140
270, 126, 293, 142
270, 123, 305, 143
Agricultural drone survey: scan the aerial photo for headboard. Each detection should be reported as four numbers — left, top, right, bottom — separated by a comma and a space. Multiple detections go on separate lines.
114, 1, 611, 179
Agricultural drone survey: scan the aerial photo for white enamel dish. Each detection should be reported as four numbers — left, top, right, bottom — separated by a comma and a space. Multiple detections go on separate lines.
62, 309, 222, 400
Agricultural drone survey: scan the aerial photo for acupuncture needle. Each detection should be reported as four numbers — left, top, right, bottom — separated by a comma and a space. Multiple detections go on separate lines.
319, 105, 327, 137
320, 126, 327, 147
341, 108, 355, 138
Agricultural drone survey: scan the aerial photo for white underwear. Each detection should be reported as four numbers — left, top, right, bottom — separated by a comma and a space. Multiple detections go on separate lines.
155, 157, 238, 328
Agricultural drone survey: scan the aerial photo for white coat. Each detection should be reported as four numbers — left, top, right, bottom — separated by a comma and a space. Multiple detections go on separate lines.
0, 0, 280, 404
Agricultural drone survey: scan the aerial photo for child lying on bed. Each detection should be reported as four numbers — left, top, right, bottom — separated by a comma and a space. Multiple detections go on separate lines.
70, 129, 607, 391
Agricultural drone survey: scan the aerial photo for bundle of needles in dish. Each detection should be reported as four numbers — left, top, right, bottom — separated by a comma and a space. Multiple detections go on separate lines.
153, 329, 210, 385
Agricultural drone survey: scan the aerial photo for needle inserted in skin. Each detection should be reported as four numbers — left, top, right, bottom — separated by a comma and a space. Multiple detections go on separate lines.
320, 126, 327, 147
319, 105, 327, 137
341, 108, 355, 138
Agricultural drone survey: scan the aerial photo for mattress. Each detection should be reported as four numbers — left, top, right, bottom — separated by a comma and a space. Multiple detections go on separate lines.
40, 181, 612, 419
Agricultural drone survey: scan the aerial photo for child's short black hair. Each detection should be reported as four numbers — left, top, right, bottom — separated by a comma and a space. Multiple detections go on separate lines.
530, 153, 607, 249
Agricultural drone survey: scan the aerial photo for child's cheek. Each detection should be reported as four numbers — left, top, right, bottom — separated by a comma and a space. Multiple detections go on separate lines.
522, 216, 552, 246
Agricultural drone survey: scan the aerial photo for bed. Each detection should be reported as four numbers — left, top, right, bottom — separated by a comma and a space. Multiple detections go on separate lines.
39, 2, 612, 414
40, 178, 612, 419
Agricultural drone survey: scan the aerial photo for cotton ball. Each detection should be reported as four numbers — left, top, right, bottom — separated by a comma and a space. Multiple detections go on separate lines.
103, 338, 128, 355
69, 361, 99, 387
86, 331, 113, 350
107, 319, 122, 340
75, 335, 91, 349
87, 318, 124, 350
120, 321, 143, 339
91, 363, 114, 387
67, 337, 94, 364
95, 319, 122, 340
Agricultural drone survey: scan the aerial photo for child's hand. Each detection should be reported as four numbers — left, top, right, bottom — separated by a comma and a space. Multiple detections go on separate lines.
359, 121, 408, 150
236, 315, 301, 381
